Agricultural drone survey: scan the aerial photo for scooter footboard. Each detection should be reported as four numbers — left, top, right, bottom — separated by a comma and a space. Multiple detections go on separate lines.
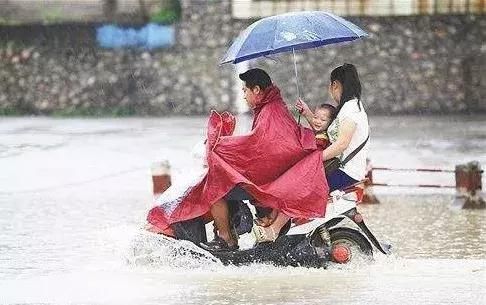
213, 234, 329, 268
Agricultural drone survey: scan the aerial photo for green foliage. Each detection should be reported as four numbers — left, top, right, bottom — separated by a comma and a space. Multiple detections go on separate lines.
41, 8, 63, 24
150, 10, 178, 25
0, 41, 26, 51
150, 0, 182, 25
0, 17, 10, 25
0, 107, 23, 116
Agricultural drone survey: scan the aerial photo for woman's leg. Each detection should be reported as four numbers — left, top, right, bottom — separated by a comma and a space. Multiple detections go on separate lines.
210, 199, 237, 247
269, 212, 290, 233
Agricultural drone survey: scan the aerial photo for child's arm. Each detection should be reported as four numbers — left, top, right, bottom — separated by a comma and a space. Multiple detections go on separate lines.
295, 99, 315, 129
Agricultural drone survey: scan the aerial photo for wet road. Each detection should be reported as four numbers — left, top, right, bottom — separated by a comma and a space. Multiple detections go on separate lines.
0, 116, 485, 305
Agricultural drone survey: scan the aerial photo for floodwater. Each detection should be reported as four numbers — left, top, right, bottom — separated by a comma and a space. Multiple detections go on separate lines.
0, 115, 485, 305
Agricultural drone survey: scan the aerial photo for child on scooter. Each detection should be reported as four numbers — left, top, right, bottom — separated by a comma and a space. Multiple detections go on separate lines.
295, 99, 336, 149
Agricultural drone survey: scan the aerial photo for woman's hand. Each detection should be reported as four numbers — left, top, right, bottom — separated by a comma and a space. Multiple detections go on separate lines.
295, 98, 312, 117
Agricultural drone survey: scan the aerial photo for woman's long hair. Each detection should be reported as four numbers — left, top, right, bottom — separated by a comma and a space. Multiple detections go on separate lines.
330, 63, 362, 116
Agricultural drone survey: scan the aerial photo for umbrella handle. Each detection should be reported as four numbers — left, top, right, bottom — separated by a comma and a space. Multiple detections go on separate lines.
293, 48, 301, 125
292, 48, 300, 99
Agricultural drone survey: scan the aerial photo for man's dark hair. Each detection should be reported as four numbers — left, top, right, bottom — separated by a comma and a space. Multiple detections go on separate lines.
239, 68, 272, 90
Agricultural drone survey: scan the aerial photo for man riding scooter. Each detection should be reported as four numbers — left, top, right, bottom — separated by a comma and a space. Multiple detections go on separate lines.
146, 68, 329, 251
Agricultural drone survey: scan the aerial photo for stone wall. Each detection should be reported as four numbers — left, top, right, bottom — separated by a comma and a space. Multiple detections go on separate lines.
0, 0, 485, 115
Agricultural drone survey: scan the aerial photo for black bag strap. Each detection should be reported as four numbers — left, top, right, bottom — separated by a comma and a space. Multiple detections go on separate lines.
340, 133, 369, 166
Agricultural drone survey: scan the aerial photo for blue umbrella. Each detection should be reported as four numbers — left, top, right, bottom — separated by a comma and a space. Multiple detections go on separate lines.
221, 11, 367, 64
221, 11, 368, 97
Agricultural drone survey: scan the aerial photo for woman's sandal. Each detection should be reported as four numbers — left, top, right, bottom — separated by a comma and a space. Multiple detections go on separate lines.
252, 225, 278, 243
253, 217, 274, 227
253, 209, 278, 227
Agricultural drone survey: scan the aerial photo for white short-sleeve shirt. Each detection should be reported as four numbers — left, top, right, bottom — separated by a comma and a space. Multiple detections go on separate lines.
327, 98, 369, 180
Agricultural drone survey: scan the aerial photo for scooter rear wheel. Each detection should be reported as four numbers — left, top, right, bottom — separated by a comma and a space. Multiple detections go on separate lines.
329, 227, 373, 264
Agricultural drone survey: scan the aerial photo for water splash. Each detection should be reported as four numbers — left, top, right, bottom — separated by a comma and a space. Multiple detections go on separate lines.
126, 231, 221, 268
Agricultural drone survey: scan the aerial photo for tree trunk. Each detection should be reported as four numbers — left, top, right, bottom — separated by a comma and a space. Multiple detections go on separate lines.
102, 0, 117, 21
138, 0, 150, 23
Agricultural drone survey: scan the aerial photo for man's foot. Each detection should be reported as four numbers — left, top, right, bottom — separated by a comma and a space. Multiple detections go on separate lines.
252, 225, 278, 243
200, 237, 238, 252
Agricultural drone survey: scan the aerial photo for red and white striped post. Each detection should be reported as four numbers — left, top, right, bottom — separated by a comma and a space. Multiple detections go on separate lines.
454, 161, 485, 209
151, 160, 171, 195
361, 158, 380, 204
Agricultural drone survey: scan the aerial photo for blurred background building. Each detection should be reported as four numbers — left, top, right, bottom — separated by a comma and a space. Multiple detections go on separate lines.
2, 1, 484, 22
0, 0, 485, 115
234, 0, 486, 17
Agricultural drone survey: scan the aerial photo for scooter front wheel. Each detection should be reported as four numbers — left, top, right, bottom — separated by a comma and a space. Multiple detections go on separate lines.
329, 227, 373, 264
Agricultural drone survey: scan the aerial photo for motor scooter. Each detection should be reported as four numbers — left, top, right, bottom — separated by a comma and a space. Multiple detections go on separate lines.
166, 185, 391, 268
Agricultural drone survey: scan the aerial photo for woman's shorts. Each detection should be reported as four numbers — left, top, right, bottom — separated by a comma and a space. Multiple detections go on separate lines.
327, 169, 358, 192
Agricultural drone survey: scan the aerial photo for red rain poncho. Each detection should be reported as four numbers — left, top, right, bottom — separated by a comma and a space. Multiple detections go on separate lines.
147, 85, 329, 232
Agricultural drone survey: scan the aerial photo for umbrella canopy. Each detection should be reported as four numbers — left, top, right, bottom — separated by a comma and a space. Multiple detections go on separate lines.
221, 11, 368, 65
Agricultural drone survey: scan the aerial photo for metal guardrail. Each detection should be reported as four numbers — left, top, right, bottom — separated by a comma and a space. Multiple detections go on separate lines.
361, 161, 485, 208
